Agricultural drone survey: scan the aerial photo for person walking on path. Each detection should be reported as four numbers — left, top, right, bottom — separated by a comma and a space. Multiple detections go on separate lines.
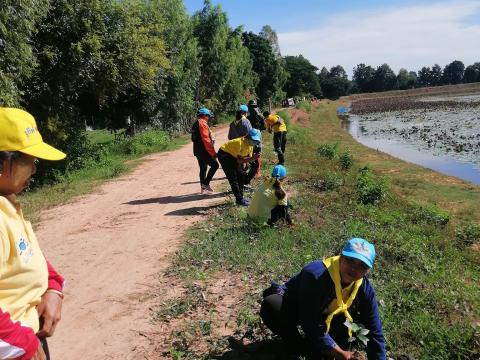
191, 108, 219, 195
260, 238, 386, 360
217, 128, 261, 206
247, 164, 292, 226
246, 99, 265, 179
0, 108, 67, 360
264, 111, 287, 165
228, 105, 252, 140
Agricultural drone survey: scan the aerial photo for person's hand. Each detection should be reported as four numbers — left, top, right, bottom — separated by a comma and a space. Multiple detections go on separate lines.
329, 346, 365, 360
32, 342, 47, 360
36, 291, 63, 338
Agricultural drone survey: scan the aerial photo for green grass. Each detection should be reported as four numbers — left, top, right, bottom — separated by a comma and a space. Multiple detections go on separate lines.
20, 129, 189, 222
172, 102, 480, 359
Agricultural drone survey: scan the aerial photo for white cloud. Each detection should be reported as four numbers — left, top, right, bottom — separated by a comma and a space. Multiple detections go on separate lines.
278, 1, 480, 77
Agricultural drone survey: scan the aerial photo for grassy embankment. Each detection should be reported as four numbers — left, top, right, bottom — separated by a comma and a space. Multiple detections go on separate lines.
163, 101, 479, 359
21, 129, 188, 222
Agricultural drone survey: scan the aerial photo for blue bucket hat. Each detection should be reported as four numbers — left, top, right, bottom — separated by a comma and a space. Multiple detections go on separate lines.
248, 128, 261, 142
342, 238, 376, 268
272, 165, 287, 179
239, 104, 249, 113
197, 107, 211, 117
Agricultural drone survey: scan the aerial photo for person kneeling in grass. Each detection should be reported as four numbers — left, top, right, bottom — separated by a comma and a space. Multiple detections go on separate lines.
217, 128, 261, 207
260, 238, 386, 360
247, 164, 292, 226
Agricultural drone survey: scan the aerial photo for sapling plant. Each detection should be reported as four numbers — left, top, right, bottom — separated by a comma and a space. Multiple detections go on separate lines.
344, 319, 369, 351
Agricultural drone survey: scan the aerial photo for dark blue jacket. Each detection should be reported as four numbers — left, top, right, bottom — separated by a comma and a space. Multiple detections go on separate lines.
281, 260, 386, 359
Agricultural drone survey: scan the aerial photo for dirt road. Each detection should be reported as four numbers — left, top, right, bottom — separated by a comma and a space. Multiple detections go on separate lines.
36, 125, 229, 359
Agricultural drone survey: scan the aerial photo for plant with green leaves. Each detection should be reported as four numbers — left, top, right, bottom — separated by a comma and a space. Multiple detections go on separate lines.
318, 143, 339, 160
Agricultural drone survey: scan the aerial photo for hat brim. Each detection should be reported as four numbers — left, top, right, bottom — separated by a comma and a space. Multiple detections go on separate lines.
20, 142, 66, 161
342, 250, 373, 268
249, 135, 261, 142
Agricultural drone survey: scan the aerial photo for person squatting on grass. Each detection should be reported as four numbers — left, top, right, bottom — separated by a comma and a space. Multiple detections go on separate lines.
191, 108, 219, 195
264, 111, 287, 165
260, 238, 386, 360
217, 129, 261, 207
0, 108, 67, 360
247, 165, 292, 226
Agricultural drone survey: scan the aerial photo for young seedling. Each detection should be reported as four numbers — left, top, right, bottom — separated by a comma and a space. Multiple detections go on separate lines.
344, 319, 370, 348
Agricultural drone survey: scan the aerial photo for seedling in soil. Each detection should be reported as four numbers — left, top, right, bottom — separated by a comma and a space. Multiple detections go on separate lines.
345, 319, 370, 349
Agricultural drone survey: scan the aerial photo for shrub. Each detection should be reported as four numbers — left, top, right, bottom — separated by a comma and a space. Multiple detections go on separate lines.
296, 100, 312, 112
410, 204, 449, 226
339, 151, 354, 170
311, 171, 344, 192
455, 222, 480, 247
318, 143, 339, 160
356, 167, 388, 205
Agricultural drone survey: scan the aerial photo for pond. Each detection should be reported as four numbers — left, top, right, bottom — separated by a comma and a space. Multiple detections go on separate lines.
343, 103, 480, 184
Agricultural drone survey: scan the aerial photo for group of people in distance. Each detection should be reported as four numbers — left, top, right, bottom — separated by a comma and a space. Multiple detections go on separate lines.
192, 101, 386, 360
191, 99, 292, 225
0, 105, 385, 360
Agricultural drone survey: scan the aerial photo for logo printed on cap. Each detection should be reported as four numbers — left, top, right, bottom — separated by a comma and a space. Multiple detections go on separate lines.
352, 241, 372, 257
24, 127, 36, 137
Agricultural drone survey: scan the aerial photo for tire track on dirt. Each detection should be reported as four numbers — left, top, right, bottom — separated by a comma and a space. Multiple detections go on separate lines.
35, 125, 229, 359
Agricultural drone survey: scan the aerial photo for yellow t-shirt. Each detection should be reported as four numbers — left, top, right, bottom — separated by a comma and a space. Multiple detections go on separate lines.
247, 179, 288, 222
220, 137, 253, 158
266, 115, 287, 132
0, 196, 48, 332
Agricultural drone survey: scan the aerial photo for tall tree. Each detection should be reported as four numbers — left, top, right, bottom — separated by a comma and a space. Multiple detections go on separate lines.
259, 25, 281, 59
430, 64, 443, 86
282, 55, 321, 98
464, 62, 480, 83
442, 60, 465, 85
352, 64, 375, 93
372, 63, 396, 92
396, 69, 411, 90
418, 66, 432, 87
319, 66, 350, 99
0, 0, 50, 106
242, 31, 286, 106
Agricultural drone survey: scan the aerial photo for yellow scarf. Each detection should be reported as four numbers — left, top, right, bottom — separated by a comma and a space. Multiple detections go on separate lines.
322, 256, 363, 337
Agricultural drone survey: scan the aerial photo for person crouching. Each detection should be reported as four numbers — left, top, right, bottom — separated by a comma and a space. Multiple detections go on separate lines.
217, 128, 261, 206
247, 165, 292, 226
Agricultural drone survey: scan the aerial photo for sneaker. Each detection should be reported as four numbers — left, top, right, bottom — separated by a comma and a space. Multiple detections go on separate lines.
200, 184, 212, 195
236, 198, 250, 207
205, 184, 214, 193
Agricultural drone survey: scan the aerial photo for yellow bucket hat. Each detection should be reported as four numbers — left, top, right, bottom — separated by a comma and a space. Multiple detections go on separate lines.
0, 108, 66, 160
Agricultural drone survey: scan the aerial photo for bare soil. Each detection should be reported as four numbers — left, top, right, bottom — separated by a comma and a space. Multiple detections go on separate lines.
36, 125, 230, 359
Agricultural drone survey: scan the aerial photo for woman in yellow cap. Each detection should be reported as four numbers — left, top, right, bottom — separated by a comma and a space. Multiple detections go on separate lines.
0, 108, 66, 360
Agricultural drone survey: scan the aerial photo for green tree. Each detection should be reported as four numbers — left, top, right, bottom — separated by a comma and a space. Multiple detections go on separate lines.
319, 66, 351, 99
464, 62, 480, 83
145, 0, 200, 131
430, 64, 442, 86
242, 31, 286, 106
442, 60, 465, 84
372, 63, 396, 92
0, 0, 50, 106
352, 64, 375, 93
418, 66, 432, 87
259, 25, 281, 59
283, 55, 321, 98
396, 68, 411, 90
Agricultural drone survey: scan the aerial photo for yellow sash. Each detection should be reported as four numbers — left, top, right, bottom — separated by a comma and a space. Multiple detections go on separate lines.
322, 256, 363, 337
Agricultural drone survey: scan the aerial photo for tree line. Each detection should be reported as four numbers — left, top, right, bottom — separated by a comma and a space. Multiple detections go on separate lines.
279, 56, 480, 100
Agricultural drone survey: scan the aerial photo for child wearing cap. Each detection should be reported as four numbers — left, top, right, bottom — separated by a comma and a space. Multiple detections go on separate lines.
0, 108, 67, 360
217, 129, 261, 206
247, 165, 292, 226
264, 111, 287, 165
260, 238, 386, 360
191, 108, 219, 195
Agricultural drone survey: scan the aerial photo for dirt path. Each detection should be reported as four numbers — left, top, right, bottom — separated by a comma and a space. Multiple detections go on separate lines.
36, 125, 229, 359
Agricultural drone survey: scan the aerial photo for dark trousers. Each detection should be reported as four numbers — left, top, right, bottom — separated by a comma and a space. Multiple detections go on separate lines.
196, 155, 219, 186
260, 294, 307, 355
273, 132, 287, 164
244, 158, 259, 185
39, 337, 51, 360
218, 150, 244, 202
269, 205, 292, 226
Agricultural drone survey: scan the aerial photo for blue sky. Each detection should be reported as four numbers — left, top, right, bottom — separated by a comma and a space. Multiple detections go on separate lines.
184, 0, 480, 77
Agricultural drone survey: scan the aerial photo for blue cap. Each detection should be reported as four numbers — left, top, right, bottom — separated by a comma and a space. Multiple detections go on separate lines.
197, 107, 211, 116
342, 238, 376, 268
272, 165, 287, 179
239, 104, 249, 112
248, 128, 261, 142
